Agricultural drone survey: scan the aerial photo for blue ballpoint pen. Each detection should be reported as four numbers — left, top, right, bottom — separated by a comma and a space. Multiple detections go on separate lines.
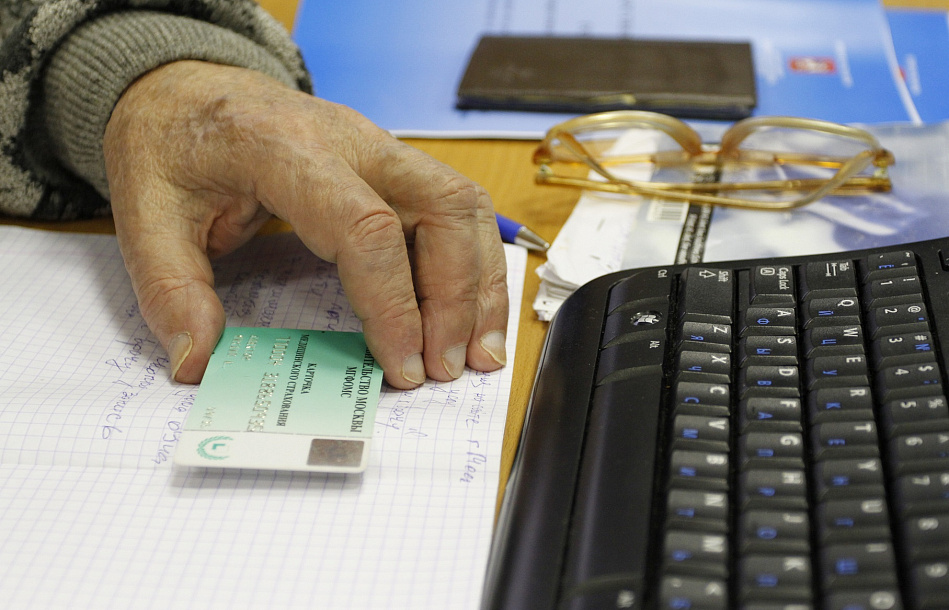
495, 213, 550, 252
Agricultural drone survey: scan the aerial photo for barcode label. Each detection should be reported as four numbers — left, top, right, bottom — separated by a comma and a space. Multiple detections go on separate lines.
647, 199, 689, 223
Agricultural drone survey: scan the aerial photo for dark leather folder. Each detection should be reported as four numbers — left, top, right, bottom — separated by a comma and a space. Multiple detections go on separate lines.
456, 36, 757, 120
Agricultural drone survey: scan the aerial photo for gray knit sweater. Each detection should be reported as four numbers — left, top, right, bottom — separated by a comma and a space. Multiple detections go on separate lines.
0, 0, 312, 219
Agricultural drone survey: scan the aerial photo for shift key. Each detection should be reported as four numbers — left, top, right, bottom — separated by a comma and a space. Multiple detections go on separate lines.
679, 268, 734, 324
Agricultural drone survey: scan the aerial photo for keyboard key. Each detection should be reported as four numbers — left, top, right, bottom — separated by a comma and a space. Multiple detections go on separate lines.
811, 421, 881, 460
742, 306, 797, 336
808, 386, 874, 424
674, 381, 731, 408
679, 267, 734, 324
662, 531, 729, 577
738, 554, 812, 603
680, 321, 732, 348
893, 471, 949, 510
659, 575, 728, 610
750, 265, 796, 305
888, 435, 949, 473
802, 325, 865, 356
672, 415, 730, 451
739, 365, 800, 398
739, 432, 805, 469
739, 397, 803, 433
602, 303, 669, 346
865, 250, 917, 275
607, 267, 675, 315
816, 497, 891, 543
670, 450, 729, 483
821, 541, 898, 591
867, 302, 930, 338
880, 394, 949, 438
676, 350, 731, 383
877, 361, 942, 401
824, 589, 903, 610
595, 339, 666, 385
806, 353, 869, 389
901, 513, 949, 562
802, 260, 858, 298
740, 469, 808, 510
561, 584, 645, 610
813, 458, 885, 501
872, 331, 938, 367
739, 510, 810, 554
739, 335, 799, 366
864, 274, 923, 307
909, 561, 949, 609
803, 296, 861, 329
666, 489, 729, 529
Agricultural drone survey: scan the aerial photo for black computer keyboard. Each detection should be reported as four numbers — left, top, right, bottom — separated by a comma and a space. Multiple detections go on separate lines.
483, 237, 949, 610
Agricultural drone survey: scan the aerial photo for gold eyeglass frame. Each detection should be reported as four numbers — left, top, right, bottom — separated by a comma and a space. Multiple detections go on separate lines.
533, 111, 895, 210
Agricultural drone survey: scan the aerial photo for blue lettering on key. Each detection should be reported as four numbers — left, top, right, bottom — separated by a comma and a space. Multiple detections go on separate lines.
757, 527, 778, 540
684, 428, 699, 439
680, 467, 696, 477
757, 348, 772, 355
827, 402, 842, 410
756, 574, 779, 588
836, 558, 859, 575
757, 449, 775, 457
759, 487, 776, 497
832, 476, 850, 486
757, 318, 770, 325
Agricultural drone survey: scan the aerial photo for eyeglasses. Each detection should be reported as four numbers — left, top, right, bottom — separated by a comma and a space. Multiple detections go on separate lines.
533, 111, 894, 210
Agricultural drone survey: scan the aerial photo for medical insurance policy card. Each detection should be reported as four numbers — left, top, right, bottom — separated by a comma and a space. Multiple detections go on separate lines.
175, 328, 383, 473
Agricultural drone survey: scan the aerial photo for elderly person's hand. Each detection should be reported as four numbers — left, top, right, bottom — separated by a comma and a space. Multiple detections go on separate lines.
103, 60, 508, 389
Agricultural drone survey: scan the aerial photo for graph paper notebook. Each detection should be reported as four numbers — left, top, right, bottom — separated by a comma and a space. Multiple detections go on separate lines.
0, 227, 525, 609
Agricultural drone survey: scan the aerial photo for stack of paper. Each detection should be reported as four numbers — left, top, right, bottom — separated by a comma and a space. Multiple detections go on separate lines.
0, 227, 526, 609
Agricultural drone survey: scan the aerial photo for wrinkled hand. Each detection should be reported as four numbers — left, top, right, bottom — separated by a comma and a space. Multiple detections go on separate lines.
104, 60, 508, 389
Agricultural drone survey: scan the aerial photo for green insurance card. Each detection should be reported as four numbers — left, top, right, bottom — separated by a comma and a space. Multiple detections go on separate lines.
175, 328, 382, 473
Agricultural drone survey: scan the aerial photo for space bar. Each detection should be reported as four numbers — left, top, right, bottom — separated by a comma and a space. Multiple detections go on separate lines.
560, 367, 663, 609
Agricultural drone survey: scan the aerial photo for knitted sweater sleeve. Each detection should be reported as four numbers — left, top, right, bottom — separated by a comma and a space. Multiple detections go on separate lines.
0, 0, 313, 220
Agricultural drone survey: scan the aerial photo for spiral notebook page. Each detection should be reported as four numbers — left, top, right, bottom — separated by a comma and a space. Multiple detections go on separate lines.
0, 226, 526, 609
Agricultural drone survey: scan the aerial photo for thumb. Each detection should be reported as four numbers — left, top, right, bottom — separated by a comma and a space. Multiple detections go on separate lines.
120, 234, 225, 384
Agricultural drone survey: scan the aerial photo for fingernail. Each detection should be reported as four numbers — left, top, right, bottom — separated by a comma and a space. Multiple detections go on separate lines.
479, 331, 507, 366
169, 332, 193, 381
442, 344, 468, 379
402, 352, 426, 386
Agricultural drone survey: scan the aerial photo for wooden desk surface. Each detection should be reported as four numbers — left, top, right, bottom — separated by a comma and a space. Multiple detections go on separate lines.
6, 0, 949, 514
